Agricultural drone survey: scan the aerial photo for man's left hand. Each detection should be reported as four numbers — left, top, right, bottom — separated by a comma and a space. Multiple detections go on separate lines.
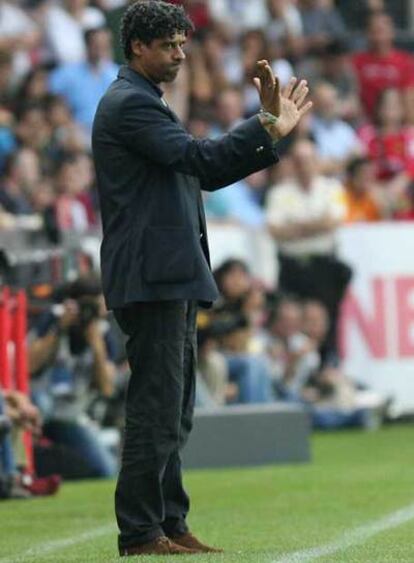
254, 60, 313, 139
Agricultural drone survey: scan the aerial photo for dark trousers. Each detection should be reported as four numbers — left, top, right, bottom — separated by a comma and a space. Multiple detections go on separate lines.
113, 300, 197, 549
279, 253, 352, 352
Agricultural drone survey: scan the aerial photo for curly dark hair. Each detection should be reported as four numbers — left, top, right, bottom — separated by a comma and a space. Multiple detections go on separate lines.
120, 0, 194, 61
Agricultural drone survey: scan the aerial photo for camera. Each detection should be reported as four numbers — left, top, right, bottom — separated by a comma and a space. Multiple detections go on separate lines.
78, 299, 100, 326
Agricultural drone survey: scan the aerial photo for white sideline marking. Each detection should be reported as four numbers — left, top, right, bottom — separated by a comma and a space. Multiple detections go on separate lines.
3, 503, 414, 562
273, 502, 414, 562
0, 523, 115, 563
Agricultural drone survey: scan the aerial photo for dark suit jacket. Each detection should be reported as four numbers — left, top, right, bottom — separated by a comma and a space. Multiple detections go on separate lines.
92, 65, 278, 309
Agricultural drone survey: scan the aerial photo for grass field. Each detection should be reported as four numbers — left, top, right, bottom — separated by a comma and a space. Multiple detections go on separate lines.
1, 424, 414, 563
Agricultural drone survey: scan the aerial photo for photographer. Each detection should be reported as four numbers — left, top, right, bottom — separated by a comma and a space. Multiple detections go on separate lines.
28, 275, 118, 478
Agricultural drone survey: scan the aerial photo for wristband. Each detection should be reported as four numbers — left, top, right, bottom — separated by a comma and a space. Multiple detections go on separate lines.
259, 109, 279, 126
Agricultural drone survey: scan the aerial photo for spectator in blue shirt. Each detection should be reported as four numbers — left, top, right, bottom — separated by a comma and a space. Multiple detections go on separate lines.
204, 170, 268, 228
49, 27, 118, 136
310, 81, 361, 177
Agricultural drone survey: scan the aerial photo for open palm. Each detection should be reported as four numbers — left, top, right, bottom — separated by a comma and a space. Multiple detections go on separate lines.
253, 60, 312, 138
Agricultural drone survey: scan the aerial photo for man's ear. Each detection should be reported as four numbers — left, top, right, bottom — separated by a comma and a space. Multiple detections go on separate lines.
130, 39, 146, 58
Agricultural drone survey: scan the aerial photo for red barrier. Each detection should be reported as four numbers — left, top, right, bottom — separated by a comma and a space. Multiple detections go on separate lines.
0, 286, 34, 473
13, 290, 29, 395
0, 286, 12, 390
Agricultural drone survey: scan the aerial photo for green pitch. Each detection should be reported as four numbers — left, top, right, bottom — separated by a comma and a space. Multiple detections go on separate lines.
1, 424, 414, 562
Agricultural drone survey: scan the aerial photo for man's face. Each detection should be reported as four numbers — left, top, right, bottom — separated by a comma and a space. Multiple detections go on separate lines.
131, 32, 187, 84
274, 303, 302, 339
291, 141, 318, 184
352, 162, 374, 194
87, 29, 112, 64
368, 15, 394, 50
314, 83, 338, 120
303, 303, 328, 343
216, 90, 243, 128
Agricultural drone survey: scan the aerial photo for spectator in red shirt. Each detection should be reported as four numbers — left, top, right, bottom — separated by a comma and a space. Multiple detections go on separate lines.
352, 12, 414, 120
358, 88, 414, 216
358, 88, 414, 181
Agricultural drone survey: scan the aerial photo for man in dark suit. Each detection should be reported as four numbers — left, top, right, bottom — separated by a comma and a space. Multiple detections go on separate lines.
92, 0, 311, 557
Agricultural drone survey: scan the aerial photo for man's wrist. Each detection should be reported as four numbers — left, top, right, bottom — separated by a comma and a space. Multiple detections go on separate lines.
258, 112, 282, 144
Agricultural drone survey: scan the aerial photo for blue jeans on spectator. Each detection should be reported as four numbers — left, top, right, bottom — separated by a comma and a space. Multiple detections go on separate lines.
310, 407, 368, 429
32, 386, 117, 478
42, 418, 117, 478
226, 354, 274, 404
0, 394, 16, 476
195, 375, 218, 408
275, 385, 370, 430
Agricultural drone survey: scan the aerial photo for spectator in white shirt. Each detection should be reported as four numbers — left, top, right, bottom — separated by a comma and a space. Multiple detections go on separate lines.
0, 1, 41, 81
266, 0, 304, 60
266, 139, 352, 351
208, 0, 269, 33
44, 0, 106, 64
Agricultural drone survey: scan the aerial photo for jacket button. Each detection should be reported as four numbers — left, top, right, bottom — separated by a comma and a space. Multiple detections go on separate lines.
256, 146, 264, 153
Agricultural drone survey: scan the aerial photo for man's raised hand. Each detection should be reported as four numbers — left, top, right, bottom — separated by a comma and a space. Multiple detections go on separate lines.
254, 60, 313, 140
253, 60, 281, 116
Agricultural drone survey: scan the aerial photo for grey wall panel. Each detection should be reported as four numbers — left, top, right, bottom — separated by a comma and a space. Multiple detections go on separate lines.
183, 403, 311, 469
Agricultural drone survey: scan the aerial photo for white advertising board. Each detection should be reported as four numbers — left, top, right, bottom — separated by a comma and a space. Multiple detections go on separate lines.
338, 223, 414, 416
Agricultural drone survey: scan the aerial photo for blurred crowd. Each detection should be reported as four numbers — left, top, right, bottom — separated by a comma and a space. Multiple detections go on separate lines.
1, 0, 413, 497
0, 0, 413, 237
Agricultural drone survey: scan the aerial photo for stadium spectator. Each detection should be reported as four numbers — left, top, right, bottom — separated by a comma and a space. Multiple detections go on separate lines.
0, 50, 13, 108
313, 39, 360, 122
29, 176, 61, 243
299, 0, 346, 56
0, 387, 61, 499
266, 139, 352, 351
394, 182, 414, 221
266, 296, 319, 398
358, 88, 414, 216
214, 258, 252, 307
14, 65, 51, 113
352, 11, 414, 120
204, 170, 268, 228
310, 81, 361, 176
212, 260, 276, 404
343, 157, 382, 223
209, 0, 269, 32
210, 86, 244, 136
49, 27, 118, 135
0, 0, 41, 81
14, 102, 52, 155
302, 300, 389, 428
0, 149, 40, 215
267, 298, 382, 430
243, 29, 294, 115
217, 311, 275, 404
265, 0, 303, 60
42, 0, 106, 64
196, 314, 237, 407
44, 94, 89, 158
55, 153, 93, 233
28, 276, 118, 478
0, 391, 26, 499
